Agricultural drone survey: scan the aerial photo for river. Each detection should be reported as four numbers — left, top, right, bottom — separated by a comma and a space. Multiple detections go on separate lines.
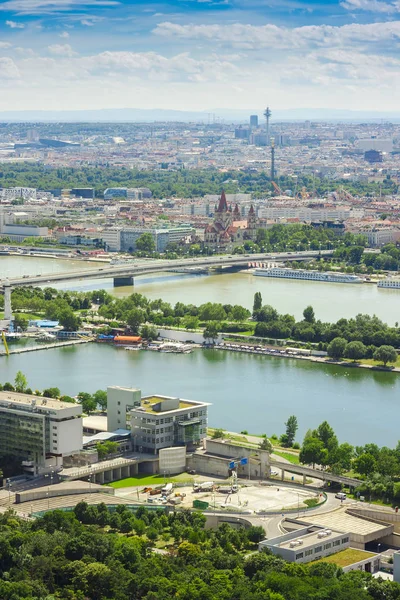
0, 343, 398, 447
1, 255, 399, 324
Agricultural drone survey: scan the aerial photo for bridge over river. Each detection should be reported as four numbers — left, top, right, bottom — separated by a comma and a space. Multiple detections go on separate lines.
0, 250, 333, 289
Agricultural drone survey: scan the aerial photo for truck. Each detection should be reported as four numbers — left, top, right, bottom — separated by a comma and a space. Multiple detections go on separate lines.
193, 481, 214, 493
161, 483, 173, 496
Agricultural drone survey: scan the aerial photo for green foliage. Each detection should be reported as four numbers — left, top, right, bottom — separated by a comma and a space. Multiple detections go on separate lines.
203, 321, 220, 343
0, 504, 397, 599
14, 370, 27, 393
259, 437, 273, 452
96, 441, 118, 460
253, 292, 262, 315
93, 389, 108, 412
284, 415, 298, 447
373, 345, 398, 367
77, 391, 97, 414
135, 232, 155, 253
327, 337, 348, 359
212, 428, 225, 439
42, 387, 60, 398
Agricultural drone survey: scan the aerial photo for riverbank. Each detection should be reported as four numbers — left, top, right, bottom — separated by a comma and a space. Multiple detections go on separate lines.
214, 342, 400, 373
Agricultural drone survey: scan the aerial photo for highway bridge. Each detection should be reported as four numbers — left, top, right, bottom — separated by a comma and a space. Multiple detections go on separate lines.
0, 250, 333, 289
270, 458, 361, 488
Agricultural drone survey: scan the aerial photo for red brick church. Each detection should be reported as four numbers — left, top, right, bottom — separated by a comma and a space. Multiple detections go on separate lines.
204, 191, 258, 249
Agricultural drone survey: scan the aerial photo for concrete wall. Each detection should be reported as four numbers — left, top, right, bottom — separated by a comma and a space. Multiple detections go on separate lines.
188, 453, 265, 480
157, 328, 223, 344
107, 386, 141, 432
159, 447, 186, 475
16, 483, 114, 504
205, 439, 270, 477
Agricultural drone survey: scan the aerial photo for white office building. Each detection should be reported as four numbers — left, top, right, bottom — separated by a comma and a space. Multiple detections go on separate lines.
0, 391, 83, 474
259, 526, 350, 564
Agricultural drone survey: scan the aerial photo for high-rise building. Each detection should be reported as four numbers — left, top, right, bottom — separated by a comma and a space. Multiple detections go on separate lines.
250, 115, 259, 128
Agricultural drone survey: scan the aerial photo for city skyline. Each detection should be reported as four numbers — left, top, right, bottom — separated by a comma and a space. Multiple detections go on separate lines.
0, 0, 399, 113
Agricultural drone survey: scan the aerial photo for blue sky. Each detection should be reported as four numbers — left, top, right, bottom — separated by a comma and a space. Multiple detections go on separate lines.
0, 0, 399, 112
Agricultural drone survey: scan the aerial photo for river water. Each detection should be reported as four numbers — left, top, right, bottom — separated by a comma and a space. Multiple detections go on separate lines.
1, 255, 400, 447
1, 255, 397, 324
0, 343, 398, 447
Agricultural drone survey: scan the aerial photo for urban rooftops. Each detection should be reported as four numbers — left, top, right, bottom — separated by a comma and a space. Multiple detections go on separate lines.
0, 391, 81, 413
138, 395, 209, 414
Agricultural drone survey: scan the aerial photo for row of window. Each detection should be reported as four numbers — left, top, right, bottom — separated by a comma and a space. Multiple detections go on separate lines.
295, 537, 349, 561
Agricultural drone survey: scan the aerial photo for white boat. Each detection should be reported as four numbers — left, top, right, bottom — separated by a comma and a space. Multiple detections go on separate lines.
377, 277, 400, 289
254, 268, 364, 284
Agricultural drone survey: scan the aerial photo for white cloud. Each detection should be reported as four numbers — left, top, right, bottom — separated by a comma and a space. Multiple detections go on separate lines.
59, 31, 70, 38
0, 0, 119, 15
0, 57, 20, 80
153, 19, 400, 49
79, 50, 237, 82
340, 0, 398, 12
48, 43, 77, 57
6, 20, 25, 28
0, 41, 12, 48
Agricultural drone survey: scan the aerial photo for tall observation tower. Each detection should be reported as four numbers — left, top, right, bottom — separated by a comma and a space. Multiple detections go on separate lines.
263, 106, 271, 146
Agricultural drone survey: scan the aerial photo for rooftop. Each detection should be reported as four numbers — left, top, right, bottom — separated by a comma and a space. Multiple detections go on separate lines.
312, 548, 376, 567
278, 528, 345, 551
135, 395, 209, 414
0, 391, 81, 412
304, 509, 392, 539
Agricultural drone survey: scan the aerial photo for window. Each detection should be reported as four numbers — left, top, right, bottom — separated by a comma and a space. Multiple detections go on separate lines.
341, 537, 349, 544
314, 546, 322, 553
295, 552, 304, 560
333, 540, 341, 547
305, 549, 313, 557
324, 543, 331, 550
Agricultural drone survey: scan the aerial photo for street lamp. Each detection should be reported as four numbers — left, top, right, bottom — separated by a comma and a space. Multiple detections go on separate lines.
6, 479, 12, 507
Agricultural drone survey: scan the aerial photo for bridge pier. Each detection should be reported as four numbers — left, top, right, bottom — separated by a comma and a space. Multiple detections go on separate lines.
113, 276, 134, 287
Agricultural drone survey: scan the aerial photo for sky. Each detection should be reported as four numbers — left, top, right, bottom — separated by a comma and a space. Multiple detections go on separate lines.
0, 0, 399, 113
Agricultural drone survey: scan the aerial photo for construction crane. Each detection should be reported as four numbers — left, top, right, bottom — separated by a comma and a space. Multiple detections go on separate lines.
1, 331, 9, 356
271, 181, 283, 195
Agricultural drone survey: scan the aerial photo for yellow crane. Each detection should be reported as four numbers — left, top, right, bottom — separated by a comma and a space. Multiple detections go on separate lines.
1, 331, 9, 356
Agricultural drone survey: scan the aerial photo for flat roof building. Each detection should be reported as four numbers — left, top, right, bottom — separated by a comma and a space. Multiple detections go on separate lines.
0, 391, 82, 475
106, 386, 209, 455
259, 526, 350, 564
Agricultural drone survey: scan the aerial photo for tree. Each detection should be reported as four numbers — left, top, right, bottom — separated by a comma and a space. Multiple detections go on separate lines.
96, 441, 118, 460
93, 389, 107, 412
253, 292, 262, 315
315, 421, 338, 453
212, 428, 225, 439
58, 308, 80, 332
42, 387, 60, 398
373, 345, 397, 367
231, 305, 251, 323
203, 322, 219, 344
284, 415, 298, 447
327, 337, 348, 360
303, 306, 315, 324
300, 437, 327, 468
345, 341, 367, 362
13, 314, 28, 331
354, 453, 377, 476
135, 232, 155, 253
259, 437, 272, 452
14, 371, 27, 393
139, 324, 158, 341
77, 392, 96, 414
126, 308, 145, 334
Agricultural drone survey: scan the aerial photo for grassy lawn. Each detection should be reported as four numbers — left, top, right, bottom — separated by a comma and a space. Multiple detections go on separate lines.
359, 357, 400, 369
107, 473, 195, 489
312, 548, 376, 567
273, 451, 300, 464
0, 311, 43, 320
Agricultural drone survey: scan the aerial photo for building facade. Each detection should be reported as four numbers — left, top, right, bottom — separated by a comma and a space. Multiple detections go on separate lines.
204, 191, 259, 249
259, 526, 350, 564
130, 395, 209, 454
0, 391, 82, 474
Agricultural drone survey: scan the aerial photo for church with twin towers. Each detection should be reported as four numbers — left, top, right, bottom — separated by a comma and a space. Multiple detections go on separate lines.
204, 191, 259, 249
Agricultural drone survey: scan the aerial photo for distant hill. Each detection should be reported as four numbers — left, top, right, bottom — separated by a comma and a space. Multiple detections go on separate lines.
1, 107, 400, 122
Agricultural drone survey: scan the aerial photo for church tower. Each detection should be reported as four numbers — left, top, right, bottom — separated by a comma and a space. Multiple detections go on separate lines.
246, 205, 258, 241
214, 190, 233, 231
